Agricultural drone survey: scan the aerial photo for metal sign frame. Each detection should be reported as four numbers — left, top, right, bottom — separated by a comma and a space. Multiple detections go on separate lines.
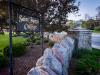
8, 1, 44, 75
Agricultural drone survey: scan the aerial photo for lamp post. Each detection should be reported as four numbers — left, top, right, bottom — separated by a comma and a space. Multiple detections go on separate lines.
8, 0, 13, 75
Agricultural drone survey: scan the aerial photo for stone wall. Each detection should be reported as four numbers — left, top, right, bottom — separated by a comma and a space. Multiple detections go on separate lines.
27, 36, 74, 75
68, 29, 92, 50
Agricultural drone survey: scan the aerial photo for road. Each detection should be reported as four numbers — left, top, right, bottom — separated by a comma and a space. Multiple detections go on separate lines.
92, 33, 100, 49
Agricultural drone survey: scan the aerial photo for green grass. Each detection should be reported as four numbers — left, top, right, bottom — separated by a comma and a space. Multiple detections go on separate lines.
0, 34, 27, 50
93, 30, 100, 33
0, 34, 28, 68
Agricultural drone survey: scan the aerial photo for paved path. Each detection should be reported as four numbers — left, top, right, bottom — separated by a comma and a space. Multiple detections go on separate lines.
92, 33, 100, 49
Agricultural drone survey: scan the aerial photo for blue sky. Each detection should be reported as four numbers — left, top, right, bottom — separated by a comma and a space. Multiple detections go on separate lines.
68, 0, 100, 20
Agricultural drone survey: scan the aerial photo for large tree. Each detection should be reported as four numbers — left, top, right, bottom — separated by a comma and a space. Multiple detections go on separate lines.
96, 6, 100, 20
0, 0, 79, 32
44, 0, 79, 31
12, 0, 79, 31
0, 0, 8, 32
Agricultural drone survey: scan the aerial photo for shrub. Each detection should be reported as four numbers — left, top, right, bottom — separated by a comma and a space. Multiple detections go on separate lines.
3, 43, 26, 57
34, 36, 41, 40
74, 48, 100, 75
0, 53, 8, 68
27, 38, 32, 42
35, 33, 40, 37
76, 57, 100, 75
73, 49, 91, 58
48, 41, 55, 48
94, 26, 100, 31
12, 33, 17, 37
0, 31, 4, 35
35, 40, 41, 45
23, 42, 30, 46
91, 48, 100, 58
32, 38, 36, 43
44, 38, 49, 43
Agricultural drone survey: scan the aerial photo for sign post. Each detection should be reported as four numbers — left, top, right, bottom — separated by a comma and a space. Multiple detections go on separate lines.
8, 0, 13, 75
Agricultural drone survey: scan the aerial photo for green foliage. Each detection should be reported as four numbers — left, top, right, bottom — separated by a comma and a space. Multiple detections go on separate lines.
44, 38, 49, 43
28, 33, 41, 43
48, 41, 55, 48
0, 34, 28, 68
0, 52, 8, 68
77, 57, 100, 75
94, 26, 100, 33
74, 48, 100, 75
3, 43, 26, 57
69, 20, 75, 29
73, 49, 91, 58
44, 24, 69, 32
0, 31, 4, 35
34, 36, 41, 40
27, 38, 32, 42
32, 36, 41, 43
35, 40, 41, 45
82, 20, 100, 30
0, 35, 27, 50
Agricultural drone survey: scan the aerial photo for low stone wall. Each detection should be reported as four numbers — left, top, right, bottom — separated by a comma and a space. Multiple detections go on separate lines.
27, 36, 74, 75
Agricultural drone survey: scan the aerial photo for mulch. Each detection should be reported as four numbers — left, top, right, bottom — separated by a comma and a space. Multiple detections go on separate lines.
68, 58, 77, 75
0, 43, 48, 75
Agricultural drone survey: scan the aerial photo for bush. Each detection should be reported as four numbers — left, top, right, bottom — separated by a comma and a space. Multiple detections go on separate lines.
73, 49, 91, 58
91, 48, 100, 58
35, 40, 41, 45
3, 43, 26, 57
44, 38, 49, 43
74, 48, 100, 75
32, 38, 36, 43
0, 31, 4, 35
30, 34, 41, 43
76, 56, 100, 75
34, 36, 41, 40
23, 42, 30, 46
0, 53, 8, 68
48, 41, 55, 48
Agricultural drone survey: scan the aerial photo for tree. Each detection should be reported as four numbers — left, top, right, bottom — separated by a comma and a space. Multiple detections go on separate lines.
13, 0, 79, 31
44, 0, 79, 31
0, 0, 8, 33
68, 20, 75, 29
82, 19, 98, 30
96, 6, 100, 20
0, 0, 79, 32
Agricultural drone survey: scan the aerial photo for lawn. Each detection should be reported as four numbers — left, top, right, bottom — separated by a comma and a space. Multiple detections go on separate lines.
0, 34, 28, 68
0, 34, 27, 50
93, 26, 100, 33
93, 30, 100, 33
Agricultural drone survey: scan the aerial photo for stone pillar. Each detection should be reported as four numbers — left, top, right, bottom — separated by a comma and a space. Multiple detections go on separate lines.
68, 29, 92, 50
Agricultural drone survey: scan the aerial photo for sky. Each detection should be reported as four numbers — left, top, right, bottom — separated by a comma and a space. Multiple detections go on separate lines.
68, 0, 100, 21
